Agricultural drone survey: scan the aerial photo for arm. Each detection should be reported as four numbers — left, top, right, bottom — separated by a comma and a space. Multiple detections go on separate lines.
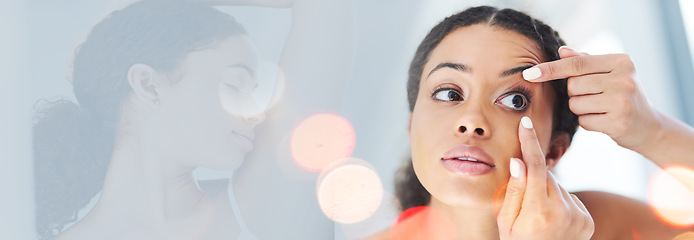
637, 110, 694, 171
575, 191, 692, 240
202, 0, 355, 239
524, 46, 694, 191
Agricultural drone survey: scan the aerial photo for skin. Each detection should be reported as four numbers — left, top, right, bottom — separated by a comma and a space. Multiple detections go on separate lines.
524, 46, 694, 239
406, 24, 590, 239
410, 24, 557, 209
376, 25, 694, 240
526, 47, 694, 192
73, 0, 354, 238
56, 36, 264, 240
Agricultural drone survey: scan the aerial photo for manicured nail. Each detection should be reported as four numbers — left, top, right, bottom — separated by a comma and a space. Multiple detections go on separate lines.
558, 45, 571, 52
522, 67, 541, 80
521, 116, 533, 129
510, 158, 521, 178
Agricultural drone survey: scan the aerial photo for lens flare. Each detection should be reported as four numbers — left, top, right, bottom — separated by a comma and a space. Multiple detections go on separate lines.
646, 166, 694, 228
339, 191, 401, 240
316, 158, 383, 224
389, 206, 456, 240
290, 113, 355, 172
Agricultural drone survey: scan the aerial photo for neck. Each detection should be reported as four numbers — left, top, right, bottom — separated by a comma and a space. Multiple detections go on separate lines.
429, 197, 501, 240
88, 127, 213, 234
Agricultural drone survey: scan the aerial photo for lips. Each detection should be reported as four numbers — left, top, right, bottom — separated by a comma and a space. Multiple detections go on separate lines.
232, 130, 254, 142
440, 144, 495, 175
232, 129, 255, 151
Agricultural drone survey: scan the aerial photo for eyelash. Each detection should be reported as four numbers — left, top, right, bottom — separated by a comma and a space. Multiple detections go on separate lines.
506, 86, 533, 103
430, 85, 534, 110
430, 86, 463, 102
497, 86, 533, 112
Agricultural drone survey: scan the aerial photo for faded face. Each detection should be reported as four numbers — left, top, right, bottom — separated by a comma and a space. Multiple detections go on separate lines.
409, 25, 557, 208
158, 36, 264, 170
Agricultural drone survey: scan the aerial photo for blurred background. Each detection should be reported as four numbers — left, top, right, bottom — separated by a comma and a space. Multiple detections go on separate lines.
2, 0, 693, 239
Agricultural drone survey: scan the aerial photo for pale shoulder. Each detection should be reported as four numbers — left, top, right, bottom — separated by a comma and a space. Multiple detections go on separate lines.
573, 191, 691, 240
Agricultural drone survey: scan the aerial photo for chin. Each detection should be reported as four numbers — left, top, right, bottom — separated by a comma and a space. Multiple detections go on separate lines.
422, 172, 503, 209
201, 149, 246, 171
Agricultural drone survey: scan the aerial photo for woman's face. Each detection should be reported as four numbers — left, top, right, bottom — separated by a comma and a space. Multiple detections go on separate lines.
410, 24, 557, 208
158, 35, 264, 170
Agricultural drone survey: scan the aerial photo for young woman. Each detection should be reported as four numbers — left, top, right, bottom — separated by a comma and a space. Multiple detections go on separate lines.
387, 6, 694, 240
33, 1, 264, 239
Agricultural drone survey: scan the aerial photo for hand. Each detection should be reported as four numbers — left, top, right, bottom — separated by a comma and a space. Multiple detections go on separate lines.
497, 116, 594, 240
522, 47, 661, 151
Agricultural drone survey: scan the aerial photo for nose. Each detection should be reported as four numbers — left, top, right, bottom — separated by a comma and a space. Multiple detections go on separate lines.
456, 111, 491, 139
246, 111, 265, 128
459, 125, 486, 136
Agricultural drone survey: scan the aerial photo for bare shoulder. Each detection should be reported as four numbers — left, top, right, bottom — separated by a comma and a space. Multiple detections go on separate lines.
573, 191, 692, 240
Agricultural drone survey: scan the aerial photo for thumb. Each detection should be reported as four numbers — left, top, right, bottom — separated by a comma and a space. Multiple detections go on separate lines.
497, 158, 527, 231
558, 46, 589, 59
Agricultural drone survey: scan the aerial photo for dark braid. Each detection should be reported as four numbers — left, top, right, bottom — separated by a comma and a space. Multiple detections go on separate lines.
397, 6, 578, 210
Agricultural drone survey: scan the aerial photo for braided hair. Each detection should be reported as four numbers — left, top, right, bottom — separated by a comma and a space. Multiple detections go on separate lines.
396, 6, 579, 211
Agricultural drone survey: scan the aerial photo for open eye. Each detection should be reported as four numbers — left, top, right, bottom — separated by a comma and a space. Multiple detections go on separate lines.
432, 88, 463, 102
498, 93, 528, 110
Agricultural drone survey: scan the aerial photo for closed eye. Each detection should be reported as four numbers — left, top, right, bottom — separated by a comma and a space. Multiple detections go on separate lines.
223, 82, 242, 93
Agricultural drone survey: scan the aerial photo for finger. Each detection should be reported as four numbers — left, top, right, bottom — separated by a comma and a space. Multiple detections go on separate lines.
497, 157, 527, 230
558, 46, 589, 59
545, 170, 565, 201
571, 193, 595, 237
522, 54, 618, 82
518, 116, 548, 201
571, 193, 589, 214
569, 94, 610, 116
567, 73, 610, 97
576, 113, 616, 133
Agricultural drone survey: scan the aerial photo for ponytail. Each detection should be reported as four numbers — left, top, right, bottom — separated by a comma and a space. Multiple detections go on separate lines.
33, 99, 115, 239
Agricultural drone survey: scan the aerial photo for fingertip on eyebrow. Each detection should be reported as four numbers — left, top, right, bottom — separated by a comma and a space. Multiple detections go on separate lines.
501, 65, 535, 78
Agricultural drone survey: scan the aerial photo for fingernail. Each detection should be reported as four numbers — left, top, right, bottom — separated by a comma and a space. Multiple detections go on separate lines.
558, 45, 572, 52
521, 116, 533, 129
510, 158, 521, 178
522, 67, 541, 80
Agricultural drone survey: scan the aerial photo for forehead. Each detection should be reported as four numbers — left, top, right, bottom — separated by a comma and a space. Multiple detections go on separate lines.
425, 24, 545, 74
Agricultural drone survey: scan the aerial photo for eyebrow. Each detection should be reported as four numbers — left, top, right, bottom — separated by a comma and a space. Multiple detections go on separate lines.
427, 62, 470, 77
226, 64, 255, 78
500, 65, 535, 78
427, 62, 536, 79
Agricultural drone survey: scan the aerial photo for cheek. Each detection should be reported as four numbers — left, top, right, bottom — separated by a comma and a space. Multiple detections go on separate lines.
528, 100, 556, 152
492, 116, 523, 158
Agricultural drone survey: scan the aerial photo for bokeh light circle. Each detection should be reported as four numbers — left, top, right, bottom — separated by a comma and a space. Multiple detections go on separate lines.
316, 158, 383, 224
646, 166, 694, 228
290, 113, 355, 172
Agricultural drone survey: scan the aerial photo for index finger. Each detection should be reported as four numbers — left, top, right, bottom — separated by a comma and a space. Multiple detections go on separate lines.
522, 54, 616, 82
518, 116, 548, 202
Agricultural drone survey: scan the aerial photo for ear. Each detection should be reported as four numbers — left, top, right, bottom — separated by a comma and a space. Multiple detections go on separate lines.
545, 133, 571, 170
407, 113, 413, 137
127, 64, 160, 107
